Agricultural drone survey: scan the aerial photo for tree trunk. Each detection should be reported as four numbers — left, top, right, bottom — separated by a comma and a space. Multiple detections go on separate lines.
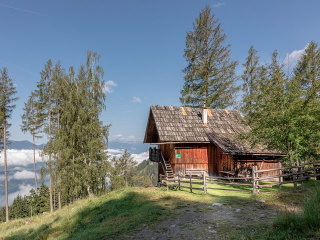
58, 178, 61, 209
72, 154, 75, 203
33, 133, 38, 195
4, 123, 9, 222
57, 109, 61, 209
49, 109, 53, 213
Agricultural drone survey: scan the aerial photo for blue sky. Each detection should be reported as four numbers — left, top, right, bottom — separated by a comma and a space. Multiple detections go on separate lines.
0, 0, 319, 145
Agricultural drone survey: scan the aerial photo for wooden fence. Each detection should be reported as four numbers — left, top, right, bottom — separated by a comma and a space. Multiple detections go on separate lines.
160, 160, 320, 194
252, 160, 320, 193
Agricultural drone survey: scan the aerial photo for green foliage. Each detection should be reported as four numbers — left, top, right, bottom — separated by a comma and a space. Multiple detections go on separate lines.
240, 43, 320, 166
32, 51, 111, 209
0, 184, 52, 222
180, 5, 238, 108
110, 150, 138, 190
133, 159, 158, 187
268, 184, 320, 239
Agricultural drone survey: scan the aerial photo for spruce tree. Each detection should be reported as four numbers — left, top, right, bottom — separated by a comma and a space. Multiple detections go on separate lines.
116, 149, 137, 187
37, 59, 55, 212
0, 67, 18, 222
241, 46, 260, 118
180, 5, 238, 108
21, 92, 44, 195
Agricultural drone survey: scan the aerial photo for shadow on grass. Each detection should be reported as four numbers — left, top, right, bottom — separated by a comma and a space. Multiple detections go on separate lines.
3, 187, 254, 240
5, 216, 61, 240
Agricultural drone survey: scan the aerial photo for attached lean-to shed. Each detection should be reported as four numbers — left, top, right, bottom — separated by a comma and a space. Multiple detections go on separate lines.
144, 105, 283, 181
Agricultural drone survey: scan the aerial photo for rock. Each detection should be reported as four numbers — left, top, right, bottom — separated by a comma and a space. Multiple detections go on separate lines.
260, 214, 265, 218
25, 219, 33, 225
208, 229, 217, 233
212, 203, 223, 207
171, 225, 175, 228
236, 209, 241, 212
257, 199, 266, 203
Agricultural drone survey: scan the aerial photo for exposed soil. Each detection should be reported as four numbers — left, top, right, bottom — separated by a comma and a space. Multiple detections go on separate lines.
126, 199, 278, 240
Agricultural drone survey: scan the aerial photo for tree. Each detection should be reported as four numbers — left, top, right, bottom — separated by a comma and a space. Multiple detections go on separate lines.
241, 46, 261, 118
0, 67, 18, 222
111, 150, 137, 188
292, 41, 320, 158
180, 5, 238, 108
37, 59, 55, 213
241, 47, 320, 168
21, 91, 44, 194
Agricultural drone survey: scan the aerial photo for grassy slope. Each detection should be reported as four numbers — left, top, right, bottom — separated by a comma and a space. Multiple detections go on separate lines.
1, 181, 319, 240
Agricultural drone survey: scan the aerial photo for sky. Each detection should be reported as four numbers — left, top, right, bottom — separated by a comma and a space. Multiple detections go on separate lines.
0, 0, 320, 145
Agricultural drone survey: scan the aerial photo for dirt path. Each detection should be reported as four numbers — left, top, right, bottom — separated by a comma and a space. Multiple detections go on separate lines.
126, 200, 277, 240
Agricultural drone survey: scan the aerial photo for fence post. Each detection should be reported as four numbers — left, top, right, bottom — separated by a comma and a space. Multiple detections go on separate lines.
190, 175, 192, 193
256, 166, 260, 193
203, 174, 207, 194
252, 166, 256, 194
278, 162, 282, 190
178, 175, 181, 190
299, 160, 304, 186
167, 176, 169, 191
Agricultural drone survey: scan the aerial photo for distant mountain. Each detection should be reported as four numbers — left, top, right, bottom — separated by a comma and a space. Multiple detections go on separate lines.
108, 141, 150, 154
7, 140, 150, 153
8, 140, 45, 150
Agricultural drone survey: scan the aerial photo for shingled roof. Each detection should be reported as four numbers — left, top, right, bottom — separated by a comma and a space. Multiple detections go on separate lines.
144, 105, 281, 156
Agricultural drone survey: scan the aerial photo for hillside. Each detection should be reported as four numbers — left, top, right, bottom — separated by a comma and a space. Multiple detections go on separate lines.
133, 160, 158, 187
1, 181, 320, 239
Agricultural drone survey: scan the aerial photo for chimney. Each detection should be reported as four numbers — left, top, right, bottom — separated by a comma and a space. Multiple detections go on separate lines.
202, 107, 208, 126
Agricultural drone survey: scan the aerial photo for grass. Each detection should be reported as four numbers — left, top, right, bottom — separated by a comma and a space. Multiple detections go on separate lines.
1, 180, 320, 239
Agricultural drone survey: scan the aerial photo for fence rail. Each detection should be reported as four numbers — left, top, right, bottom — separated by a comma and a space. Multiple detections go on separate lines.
160, 160, 320, 194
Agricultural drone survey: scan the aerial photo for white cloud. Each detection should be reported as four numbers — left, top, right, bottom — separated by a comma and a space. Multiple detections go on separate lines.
110, 134, 142, 143
13, 170, 38, 180
212, 2, 225, 8
132, 151, 149, 164
103, 80, 117, 93
0, 149, 45, 166
107, 149, 123, 155
8, 184, 34, 206
283, 44, 308, 67
133, 96, 142, 103
108, 149, 148, 164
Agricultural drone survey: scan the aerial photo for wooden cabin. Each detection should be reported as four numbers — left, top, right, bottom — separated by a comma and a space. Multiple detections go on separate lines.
144, 105, 283, 181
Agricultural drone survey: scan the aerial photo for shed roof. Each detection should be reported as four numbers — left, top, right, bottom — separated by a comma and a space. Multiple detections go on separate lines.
144, 105, 281, 156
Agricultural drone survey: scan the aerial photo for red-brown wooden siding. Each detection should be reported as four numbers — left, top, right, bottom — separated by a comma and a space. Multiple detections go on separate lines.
158, 143, 279, 177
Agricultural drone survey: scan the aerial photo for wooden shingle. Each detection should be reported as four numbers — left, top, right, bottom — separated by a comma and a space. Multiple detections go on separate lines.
144, 105, 281, 155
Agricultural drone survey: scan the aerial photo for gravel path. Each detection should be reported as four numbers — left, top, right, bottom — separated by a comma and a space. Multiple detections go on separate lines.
127, 200, 277, 240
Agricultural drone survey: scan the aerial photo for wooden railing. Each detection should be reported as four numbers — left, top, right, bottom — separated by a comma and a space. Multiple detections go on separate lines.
160, 174, 253, 193
160, 160, 320, 194
252, 161, 320, 193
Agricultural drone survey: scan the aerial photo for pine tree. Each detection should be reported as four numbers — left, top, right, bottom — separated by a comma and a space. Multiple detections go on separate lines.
240, 49, 317, 167
294, 41, 320, 99
117, 149, 137, 187
37, 59, 55, 212
293, 41, 320, 158
21, 92, 44, 195
241, 46, 260, 118
0, 67, 18, 222
180, 5, 238, 108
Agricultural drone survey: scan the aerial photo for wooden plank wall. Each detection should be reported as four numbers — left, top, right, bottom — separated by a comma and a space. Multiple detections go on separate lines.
207, 144, 233, 175
160, 143, 233, 176
233, 160, 278, 176
174, 144, 208, 175
159, 143, 279, 177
